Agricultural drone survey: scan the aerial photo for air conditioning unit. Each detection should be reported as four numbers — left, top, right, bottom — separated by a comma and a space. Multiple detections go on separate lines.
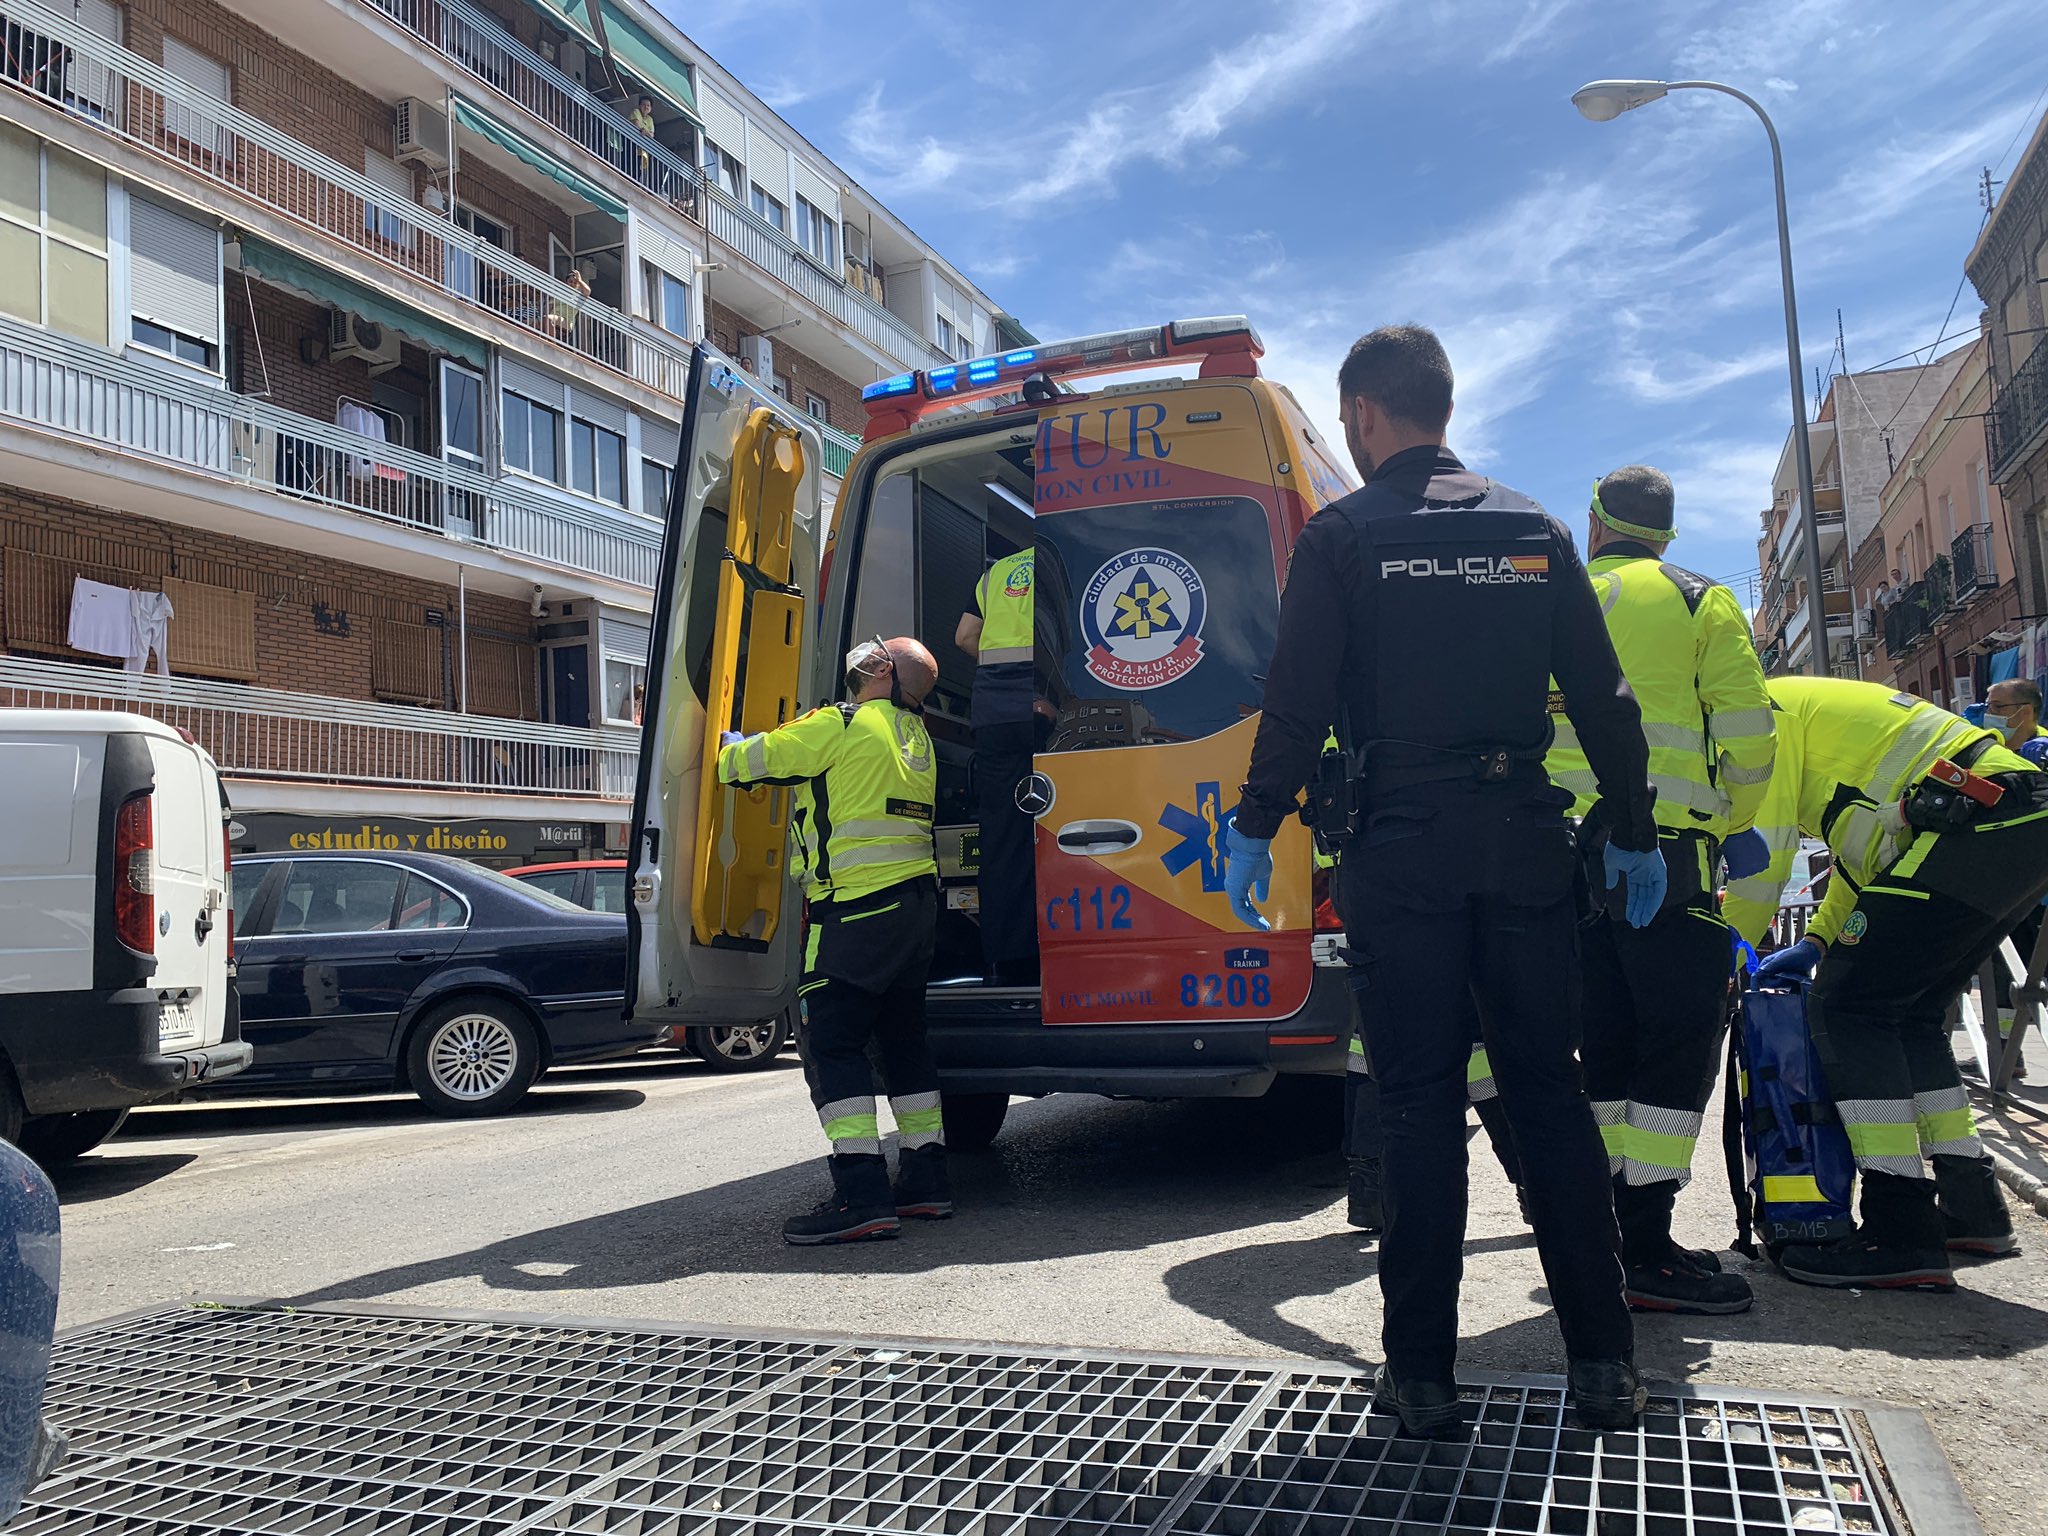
739, 333, 774, 380
394, 97, 450, 171
329, 310, 401, 373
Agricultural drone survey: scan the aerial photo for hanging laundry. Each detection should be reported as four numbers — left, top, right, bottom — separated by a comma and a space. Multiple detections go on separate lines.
68, 577, 143, 663
128, 589, 174, 677
337, 400, 387, 478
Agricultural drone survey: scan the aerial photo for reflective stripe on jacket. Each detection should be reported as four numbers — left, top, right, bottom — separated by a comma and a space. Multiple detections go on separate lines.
717, 699, 937, 904
975, 549, 1034, 665
1721, 676, 2035, 947
1546, 553, 1775, 840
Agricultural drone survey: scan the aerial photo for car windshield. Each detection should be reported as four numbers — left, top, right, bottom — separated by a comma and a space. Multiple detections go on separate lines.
466, 861, 606, 916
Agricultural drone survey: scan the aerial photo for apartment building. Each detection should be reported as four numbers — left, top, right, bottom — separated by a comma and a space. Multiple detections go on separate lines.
1850, 339, 2022, 704
1969, 106, 2048, 631
0, 0, 1018, 859
1750, 348, 1965, 677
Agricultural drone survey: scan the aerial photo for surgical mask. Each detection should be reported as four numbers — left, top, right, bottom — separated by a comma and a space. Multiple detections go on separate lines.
1984, 711, 2011, 734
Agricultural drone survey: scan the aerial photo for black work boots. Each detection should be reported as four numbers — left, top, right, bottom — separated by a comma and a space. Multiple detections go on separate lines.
1567, 1354, 1648, 1431
1347, 1158, 1385, 1233
1934, 1152, 2019, 1259
892, 1144, 953, 1220
1779, 1170, 1954, 1291
1615, 1179, 1752, 1315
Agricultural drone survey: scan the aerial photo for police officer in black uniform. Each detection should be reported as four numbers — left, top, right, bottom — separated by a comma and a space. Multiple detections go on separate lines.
1226, 326, 1667, 1436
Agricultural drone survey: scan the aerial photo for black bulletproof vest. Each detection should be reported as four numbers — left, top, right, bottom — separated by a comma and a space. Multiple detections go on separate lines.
1334, 478, 1563, 774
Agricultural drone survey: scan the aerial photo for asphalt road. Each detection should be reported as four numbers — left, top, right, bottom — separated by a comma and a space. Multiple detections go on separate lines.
47, 1050, 2048, 1535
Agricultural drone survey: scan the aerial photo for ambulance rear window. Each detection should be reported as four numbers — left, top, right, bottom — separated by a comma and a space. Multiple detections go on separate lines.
1035, 495, 1277, 749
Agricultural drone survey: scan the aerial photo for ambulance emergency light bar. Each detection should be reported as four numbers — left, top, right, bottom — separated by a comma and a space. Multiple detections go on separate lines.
860, 316, 1264, 440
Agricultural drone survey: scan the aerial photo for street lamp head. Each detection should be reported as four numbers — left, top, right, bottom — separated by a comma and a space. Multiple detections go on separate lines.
1571, 79, 1670, 122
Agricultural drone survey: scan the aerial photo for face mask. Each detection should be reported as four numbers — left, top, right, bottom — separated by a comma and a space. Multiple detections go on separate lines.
1984, 712, 2011, 734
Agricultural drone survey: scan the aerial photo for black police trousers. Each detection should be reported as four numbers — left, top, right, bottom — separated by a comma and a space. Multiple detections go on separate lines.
797, 877, 943, 1164
1809, 774, 2048, 1244
1580, 840, 1733, 1267
974, 720, 1039, 985
1344, 778, 1629, 1381
1343, 991, 1523, 1189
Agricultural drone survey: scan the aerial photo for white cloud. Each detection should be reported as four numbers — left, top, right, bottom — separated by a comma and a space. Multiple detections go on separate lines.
1482, 0, 1572, 67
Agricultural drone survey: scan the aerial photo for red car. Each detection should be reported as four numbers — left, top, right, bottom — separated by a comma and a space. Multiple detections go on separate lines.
504, 860, 787, 1072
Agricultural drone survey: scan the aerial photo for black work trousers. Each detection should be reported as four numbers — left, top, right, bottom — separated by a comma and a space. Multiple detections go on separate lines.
974, 720, 1038, 984
797, 877, 943, 1163
1809, 774, 2048, 1243
1345, 778, 1628, 1382
1344, 996, 1524, 1188
1579, 850, 1733, 1266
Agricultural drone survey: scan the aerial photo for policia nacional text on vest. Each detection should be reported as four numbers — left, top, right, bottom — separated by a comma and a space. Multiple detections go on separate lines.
1233, 443, 1664, 1434
1544, 477, 1776, 1316
717, 640, 949, 1245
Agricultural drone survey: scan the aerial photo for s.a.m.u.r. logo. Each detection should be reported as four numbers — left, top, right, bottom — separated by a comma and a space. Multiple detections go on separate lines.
1380, 554, 1550, 585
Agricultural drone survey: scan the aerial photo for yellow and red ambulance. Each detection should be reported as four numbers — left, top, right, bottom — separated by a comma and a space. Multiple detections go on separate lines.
628, 318, 1360, 1146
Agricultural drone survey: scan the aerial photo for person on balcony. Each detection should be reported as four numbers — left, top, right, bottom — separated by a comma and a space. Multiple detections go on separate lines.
547, 266, 592, 341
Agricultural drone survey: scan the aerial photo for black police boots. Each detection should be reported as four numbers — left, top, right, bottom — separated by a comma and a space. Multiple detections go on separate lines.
1372, 1365, 1466, 1439
783, 1154, 900, 1246
1347, 1158, 1384, 1233
893, 1144, 953, 1220
1779, 1172, 1953, 1291
1567, 1354, 1647, 1431
1934, 1152, 2018, 1259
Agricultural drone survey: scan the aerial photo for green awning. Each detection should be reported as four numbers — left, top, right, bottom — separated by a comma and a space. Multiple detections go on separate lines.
450, 96, 629, 222
516, 0, 600, 51
596, 1, 700, 123
234, 234, 487, 369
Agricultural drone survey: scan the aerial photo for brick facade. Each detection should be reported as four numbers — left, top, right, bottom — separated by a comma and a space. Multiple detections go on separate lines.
706, 301, 864, 432
0, 488, 536, 716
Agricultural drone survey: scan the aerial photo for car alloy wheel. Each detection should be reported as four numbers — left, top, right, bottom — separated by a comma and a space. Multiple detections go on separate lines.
686, 1012, 790, 1072
426, 1011, 521, 1102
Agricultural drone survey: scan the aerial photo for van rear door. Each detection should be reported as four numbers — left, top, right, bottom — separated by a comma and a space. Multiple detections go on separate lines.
1030, 381, 1315, 1026
143, 737, 229, 1052
627, 345, 823, 1027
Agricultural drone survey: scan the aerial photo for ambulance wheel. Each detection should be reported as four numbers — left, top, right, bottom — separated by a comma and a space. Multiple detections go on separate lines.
688, 1014, 789, 1072
19, 1108, 128, 1164
941, 1091, 1009, 1153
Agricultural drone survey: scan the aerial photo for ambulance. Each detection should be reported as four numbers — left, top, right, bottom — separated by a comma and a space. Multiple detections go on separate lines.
627, 318, 1360, 1147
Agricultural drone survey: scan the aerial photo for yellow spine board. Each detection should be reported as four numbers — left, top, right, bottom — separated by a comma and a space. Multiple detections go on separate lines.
692, 408, 807, 946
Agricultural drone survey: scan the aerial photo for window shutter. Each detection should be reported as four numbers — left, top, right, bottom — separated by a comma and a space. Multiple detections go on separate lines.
570, 384, 626, 434
698, 87, 747, 167
499, 354, 565, 407
603, 616, 651, 662
751, 138, 790, 208
792, 159, 837, 221
160, 36, 229, 156
640, 221, 693, 282
70, 0, 123, 122
162, 577, 255, 681
465, 636, 535, 719
372, 618, 441, 706
129, 194, 221, 343
640, 414, 680, 469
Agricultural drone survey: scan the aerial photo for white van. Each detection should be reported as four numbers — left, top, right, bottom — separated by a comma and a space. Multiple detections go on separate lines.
0, 710, 250, 1159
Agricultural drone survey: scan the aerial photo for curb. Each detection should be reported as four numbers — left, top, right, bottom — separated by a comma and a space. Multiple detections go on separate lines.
1987, 1146, 2048, 1219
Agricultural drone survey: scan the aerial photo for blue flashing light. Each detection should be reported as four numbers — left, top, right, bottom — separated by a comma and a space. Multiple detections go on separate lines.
863, 373, 918, 401
967, 362, 1000, 384
1002, 349, 1036, 366
928, 366, 960, 392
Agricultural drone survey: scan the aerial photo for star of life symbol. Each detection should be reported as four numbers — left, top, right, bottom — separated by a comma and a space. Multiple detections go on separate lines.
1080, 546, 1206, 691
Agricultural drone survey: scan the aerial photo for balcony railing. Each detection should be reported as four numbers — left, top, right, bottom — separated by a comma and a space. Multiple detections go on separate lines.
820, 423, 858, 478
1882, 580, 1936, 656
1990, 342, 2048, 481
0, 0, 692, 398
1952, 523, 1998, 601
0, 314, 661, 588
0, 656, 638, 798
354, 0, 948, 372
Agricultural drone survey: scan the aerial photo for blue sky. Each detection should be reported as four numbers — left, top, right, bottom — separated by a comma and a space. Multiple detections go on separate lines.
670, 0, 2048, 590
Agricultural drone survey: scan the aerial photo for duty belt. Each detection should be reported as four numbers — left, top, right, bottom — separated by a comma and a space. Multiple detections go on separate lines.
1360, 735, 1553, 794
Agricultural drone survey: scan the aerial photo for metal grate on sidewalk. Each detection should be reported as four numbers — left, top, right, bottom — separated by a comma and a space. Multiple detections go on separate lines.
15, 1301, 1969, 1534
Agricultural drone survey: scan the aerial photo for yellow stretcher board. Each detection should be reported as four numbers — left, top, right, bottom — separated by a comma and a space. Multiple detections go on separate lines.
692, 408, 807, 947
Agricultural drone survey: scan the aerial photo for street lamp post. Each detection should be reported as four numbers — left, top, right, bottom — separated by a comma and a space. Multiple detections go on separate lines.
1572, 79, 1830, 676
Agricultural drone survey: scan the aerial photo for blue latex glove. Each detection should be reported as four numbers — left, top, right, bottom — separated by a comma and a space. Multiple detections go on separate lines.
1602, 841, 1667, 928
1223, 824, 1272, 931
1755, 935, 1823, 984
1731, 930, 1759, 978
1963, 702, 1987, 728
719, 730, 744, 748
1722, 828, 1769, 880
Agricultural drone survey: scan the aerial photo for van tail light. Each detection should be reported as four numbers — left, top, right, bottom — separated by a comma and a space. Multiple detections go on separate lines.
1311, 867, 1345, 933
221, 820, 235, 959
114, 790, 156, 956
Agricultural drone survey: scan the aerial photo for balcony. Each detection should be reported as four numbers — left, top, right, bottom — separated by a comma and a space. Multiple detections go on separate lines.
1952, 523, 1998, 601
0, 656, 638, 799
1881, 579, 1938, 656
0, 0, 692, 398
0, 314, 661, 589
352, 0, 948, 372
1989, 342, 2048, 481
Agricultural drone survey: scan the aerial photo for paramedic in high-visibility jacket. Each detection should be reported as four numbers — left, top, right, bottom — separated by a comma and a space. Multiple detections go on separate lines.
956, 546, 1038, 985
716, 636, 948, 1246
1725, 677, 2048, 1289
1546, 465, 1775, 1317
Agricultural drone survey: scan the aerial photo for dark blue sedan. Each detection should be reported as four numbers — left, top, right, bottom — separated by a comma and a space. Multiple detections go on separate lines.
226, 852, 657, 1115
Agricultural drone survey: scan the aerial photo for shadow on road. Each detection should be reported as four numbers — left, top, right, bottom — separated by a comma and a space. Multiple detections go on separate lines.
121, 1085, 652, 1141
287, 1077, 1349, 1308
48, 1153, 197, 1204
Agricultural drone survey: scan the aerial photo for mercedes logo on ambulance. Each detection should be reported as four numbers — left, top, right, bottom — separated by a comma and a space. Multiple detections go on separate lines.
1015, 773, 1056, 818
